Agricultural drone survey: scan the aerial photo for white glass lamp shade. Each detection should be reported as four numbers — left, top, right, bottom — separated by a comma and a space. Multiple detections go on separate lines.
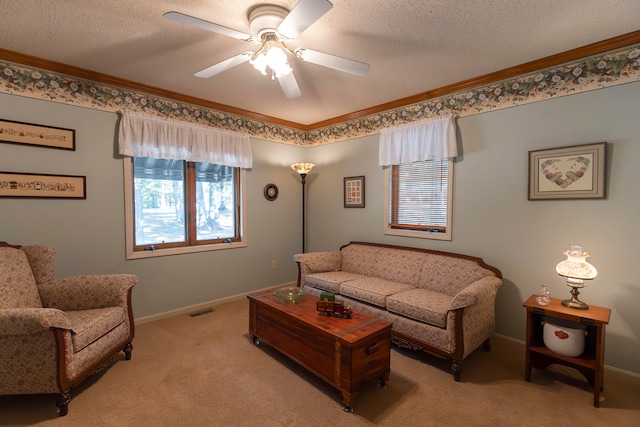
555, 246, 597, 283
556, 245, 597, 309
266, 47, 291, 77
250, 45, 291, 78
291, 163, 315, 175
250, 52, 268, 75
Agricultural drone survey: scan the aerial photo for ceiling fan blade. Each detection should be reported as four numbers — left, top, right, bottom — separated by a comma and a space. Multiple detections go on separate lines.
277, 72, 302, 99
163, 11, 254, 42
194, 53, 251, 78
277, 0, 333, 40
295, 48, 370, 76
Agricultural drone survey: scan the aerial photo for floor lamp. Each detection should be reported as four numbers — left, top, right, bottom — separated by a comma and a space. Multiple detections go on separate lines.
291, 163, 315, 253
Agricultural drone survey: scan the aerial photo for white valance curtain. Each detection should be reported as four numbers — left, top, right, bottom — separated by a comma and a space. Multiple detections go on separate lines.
378, 114, 457, 166
118, 110, 252, 168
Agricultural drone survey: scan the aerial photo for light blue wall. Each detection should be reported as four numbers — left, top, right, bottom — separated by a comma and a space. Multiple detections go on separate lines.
0, 94, 305, 318
1, 81, 638, 374
305, 82, 640, 374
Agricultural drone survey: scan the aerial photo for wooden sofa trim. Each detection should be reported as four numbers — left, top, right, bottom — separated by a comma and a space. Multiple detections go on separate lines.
54, 286, 135, 415
340, 241, 503, 278
296, 241, 503, 288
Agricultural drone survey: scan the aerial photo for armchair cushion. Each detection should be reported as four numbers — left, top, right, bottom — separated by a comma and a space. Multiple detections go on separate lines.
65, 307, 126, 352
0, 248, 43, 309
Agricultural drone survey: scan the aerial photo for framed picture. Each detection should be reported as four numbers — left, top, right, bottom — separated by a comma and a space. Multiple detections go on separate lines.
0, 118, 75, 150
344, 176, 365, 208
528, 142, 607, 200
0, 172, 86, 199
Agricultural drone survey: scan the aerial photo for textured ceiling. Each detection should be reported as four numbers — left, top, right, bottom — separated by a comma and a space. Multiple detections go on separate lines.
1, 0, 640, 125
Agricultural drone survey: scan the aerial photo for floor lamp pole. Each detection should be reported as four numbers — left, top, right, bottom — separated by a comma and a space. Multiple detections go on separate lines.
290, 163, 315, 254
301, 173, 307, 253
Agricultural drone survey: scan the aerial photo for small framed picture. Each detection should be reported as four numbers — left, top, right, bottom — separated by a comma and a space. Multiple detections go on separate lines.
344, 176, 365, 208
0, 119, 75, 150
528, 142, 607, 200
0, 171, 86, 199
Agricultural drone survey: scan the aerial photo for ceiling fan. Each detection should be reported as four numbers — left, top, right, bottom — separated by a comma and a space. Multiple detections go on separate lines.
163, 0, 370, 99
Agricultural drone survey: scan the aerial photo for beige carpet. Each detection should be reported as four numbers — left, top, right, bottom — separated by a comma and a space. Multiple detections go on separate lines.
1, 297, 638, 427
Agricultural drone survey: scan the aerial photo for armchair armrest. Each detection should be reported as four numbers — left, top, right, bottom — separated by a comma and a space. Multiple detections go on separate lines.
293, 251, 342, 274
38, 274, 138, 311
448, 276, 502, 311
0, 308, 71, 335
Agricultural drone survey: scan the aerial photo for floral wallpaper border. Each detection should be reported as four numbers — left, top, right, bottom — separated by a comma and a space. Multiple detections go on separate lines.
2, 44, 640, 147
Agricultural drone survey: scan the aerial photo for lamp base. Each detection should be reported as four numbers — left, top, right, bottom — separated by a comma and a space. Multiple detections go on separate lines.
562, 286, 589, 310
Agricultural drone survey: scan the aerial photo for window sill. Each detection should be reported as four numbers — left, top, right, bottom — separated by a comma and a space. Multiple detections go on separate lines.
384, 226, 452, 241
126, 241, 247, 260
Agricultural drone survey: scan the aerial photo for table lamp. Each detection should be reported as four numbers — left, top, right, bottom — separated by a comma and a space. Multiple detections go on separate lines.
555, 245, 597, 309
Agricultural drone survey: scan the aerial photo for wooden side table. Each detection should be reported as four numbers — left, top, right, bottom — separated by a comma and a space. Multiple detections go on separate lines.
523, 294, 611, 407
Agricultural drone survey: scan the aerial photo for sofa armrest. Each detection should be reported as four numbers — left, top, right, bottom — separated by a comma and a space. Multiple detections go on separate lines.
294, 251, 342, 274
0, 308, 71, 335
449, 276, 502, 311
38, 274, 138, 311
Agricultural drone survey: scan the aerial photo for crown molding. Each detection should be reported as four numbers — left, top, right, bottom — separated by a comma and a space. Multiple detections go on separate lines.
2, 30, 640, 145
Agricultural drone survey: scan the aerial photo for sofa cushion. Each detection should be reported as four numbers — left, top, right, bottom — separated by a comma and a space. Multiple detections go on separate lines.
305, 271, 367, 293
386, 288, 454, 328
20, 245, 56, 285
0, 247, 43, 309
370, 247, 426, 285
340, 244, 381, 275
419, 255, 492, 296
65, 307, 126, 352
340, 277, 414, 308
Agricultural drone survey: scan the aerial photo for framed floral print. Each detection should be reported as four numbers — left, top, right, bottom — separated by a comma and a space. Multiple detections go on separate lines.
528, 142, 607, 200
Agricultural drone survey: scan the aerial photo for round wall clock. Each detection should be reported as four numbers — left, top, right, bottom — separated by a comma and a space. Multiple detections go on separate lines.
263, 183, 279, 201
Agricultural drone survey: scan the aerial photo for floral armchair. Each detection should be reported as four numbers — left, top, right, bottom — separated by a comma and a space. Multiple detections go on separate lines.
0, 243, 137, 416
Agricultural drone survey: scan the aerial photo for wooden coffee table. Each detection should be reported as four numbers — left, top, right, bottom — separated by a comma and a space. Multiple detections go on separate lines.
248, 290, 392, 412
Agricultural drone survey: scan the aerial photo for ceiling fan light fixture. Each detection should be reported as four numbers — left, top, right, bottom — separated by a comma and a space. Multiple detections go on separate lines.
250, 33, 292, 78
250, 52, 268, 75
266, 47, 291, 77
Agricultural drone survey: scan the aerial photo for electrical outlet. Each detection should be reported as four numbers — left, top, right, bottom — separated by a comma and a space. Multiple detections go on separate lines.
271, 260, 278, 269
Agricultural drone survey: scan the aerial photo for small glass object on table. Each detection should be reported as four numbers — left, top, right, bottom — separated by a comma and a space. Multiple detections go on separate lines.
273, 286, 305, 303
536, 285, 551, 306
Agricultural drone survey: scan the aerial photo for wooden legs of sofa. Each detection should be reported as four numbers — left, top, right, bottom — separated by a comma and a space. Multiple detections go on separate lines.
55, 342, 134, 416
124, 342, 133, 360
451, 338, 492, 382
56, 391, 71, 416
451, 361, 462, 382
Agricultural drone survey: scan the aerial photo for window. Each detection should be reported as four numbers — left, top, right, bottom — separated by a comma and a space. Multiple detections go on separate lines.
124, 157, 246, 259
384, 159, 453, 241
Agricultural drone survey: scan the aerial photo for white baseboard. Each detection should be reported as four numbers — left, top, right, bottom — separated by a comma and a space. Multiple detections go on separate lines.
494, 333, 640, 383
134, 281, 296, 325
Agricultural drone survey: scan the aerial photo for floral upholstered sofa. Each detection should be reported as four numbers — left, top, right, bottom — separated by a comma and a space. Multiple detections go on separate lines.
294, 242, 502, 381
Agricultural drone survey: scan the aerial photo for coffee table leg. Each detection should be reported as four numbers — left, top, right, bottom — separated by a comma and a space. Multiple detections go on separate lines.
379, 369, 390, 388
341, 391, 355, 413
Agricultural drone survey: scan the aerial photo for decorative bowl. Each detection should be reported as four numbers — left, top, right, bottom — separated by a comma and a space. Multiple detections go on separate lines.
273, 286, 305, 303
